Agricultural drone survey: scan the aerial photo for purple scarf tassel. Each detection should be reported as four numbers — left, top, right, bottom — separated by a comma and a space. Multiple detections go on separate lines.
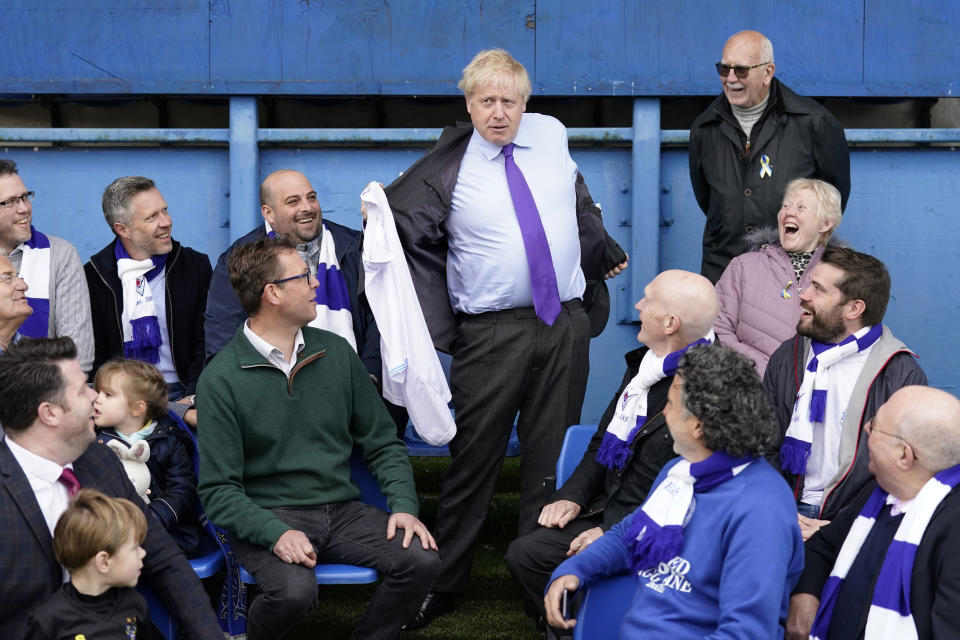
809, 388, 828, 423
596, 417, 647, 470
780, 436, 812, 475
623, 510, 683, 573
125, 316, 162, 364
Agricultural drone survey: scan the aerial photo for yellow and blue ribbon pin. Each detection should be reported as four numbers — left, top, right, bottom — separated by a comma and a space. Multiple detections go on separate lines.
781, 280, 793, 299
759, 154, 772, 178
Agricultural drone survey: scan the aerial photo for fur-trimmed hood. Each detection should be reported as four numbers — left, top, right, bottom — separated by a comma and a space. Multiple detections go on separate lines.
744, 227, 848, 252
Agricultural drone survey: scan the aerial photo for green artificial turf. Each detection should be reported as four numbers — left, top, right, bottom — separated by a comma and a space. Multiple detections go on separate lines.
221, 456, 544, 639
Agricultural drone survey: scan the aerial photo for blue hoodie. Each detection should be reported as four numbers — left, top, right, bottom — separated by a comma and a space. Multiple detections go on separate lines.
550, 457, 803, 639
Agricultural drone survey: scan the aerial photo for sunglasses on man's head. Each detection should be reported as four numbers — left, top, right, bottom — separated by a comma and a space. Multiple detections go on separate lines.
715, 61, 770, 79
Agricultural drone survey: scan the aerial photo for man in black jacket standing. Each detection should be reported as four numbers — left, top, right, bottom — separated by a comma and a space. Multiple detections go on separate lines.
84, 176, 211, 399
505, 269, 717, 629
786, 386, 960, 640
386, 49, 627, 629
689, 30, 850, 283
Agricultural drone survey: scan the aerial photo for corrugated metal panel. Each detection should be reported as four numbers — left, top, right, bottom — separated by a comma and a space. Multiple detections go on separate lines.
1, 1, 957, 95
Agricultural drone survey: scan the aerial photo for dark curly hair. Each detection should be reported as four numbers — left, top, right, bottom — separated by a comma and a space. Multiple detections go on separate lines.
676, 343, 778, 457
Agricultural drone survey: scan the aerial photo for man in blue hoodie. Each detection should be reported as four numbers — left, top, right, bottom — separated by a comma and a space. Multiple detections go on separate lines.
545, 344, 803, 639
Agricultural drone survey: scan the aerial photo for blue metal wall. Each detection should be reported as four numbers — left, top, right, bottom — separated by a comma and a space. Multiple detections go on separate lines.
4, 126, 958, 422
3, 0, 958, 96
1, 2, 959, 421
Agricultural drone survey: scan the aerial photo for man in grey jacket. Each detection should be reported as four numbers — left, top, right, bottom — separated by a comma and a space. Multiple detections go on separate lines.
764, 247, 926, 538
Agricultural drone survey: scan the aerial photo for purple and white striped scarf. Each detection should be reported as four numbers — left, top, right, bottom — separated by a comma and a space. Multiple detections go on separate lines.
811, 463, 960, 640
596, 332, 714, 470
780, 324, 882, 475
16, 226, 50, 339
115, 239, 166, 364
622, 451, 753, 573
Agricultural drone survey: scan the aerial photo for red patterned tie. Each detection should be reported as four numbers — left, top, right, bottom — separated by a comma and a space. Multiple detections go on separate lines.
58, 467, 81, 498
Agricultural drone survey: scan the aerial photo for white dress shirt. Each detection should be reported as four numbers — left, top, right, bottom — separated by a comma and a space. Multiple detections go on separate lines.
6, 437, 73, 581
446, 113, 585, 314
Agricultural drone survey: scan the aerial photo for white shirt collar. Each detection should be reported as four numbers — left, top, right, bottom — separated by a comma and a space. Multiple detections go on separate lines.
886, 492, 914, 517
472, 116, 530, 162
5, 436, 72, 485
243, 320, 305, 373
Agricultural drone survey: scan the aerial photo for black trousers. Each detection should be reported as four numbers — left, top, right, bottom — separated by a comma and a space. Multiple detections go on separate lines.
505, 518, 600, 618
234, 501, 439, 640
432, 300, 590, 593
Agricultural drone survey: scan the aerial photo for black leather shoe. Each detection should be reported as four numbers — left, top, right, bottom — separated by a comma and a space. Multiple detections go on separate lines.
401, 591, 454, 631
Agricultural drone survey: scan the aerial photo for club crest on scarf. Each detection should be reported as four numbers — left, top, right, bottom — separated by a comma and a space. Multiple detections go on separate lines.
597, 333, 715, 471
115, 239, 165, 364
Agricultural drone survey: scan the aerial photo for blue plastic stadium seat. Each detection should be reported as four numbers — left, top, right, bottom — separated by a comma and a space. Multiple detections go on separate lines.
572, 574, 635, 640
556, 425, 597, 488
235, 452, 389, 611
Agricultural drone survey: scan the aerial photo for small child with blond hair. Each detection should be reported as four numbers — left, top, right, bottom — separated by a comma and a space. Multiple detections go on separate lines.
25, 489, 151, 639
94, 359, 201, 555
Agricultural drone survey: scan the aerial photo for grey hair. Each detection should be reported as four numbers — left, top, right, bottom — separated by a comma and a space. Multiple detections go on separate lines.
101, 176, 156, 228
759, 34, 775, 64
677, 343, 778, 457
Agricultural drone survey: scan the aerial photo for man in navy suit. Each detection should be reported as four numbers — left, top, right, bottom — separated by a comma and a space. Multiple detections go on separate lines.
0, 337, 222, 639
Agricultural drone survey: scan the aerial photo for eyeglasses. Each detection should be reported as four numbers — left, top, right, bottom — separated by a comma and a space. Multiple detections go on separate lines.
864, 420, 918, 460
262, 270, 310, 293
0, 273, 22, 284
0, 191, 34, 209
715, 62, 770, 79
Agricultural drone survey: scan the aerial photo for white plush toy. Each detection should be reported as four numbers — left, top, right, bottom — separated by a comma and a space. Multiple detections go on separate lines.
106, 439, 152, 504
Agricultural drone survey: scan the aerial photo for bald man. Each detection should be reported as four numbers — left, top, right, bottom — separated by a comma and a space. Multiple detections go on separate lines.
204, 169, 383, 376
506, 269, 718, 627
787, 386, 960, 640
690, 30, 850, 283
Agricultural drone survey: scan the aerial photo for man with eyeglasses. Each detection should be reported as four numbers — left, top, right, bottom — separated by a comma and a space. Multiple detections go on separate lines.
84, 176, 212, 401
764, 247, 925, 540
0, 159, 94, 369
786, 386, 960, 640
197, 236, 439, 640
689, 30, 851, 283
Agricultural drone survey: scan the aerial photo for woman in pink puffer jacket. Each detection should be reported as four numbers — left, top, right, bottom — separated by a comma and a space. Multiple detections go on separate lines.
714, 178, 843, 375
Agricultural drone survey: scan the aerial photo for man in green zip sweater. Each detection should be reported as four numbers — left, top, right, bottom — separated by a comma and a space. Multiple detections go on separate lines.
197, 236, 438, 640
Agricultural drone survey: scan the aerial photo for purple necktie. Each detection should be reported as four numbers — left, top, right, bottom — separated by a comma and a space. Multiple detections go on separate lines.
58, 467, 81, 498
502, 143, 562, 325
